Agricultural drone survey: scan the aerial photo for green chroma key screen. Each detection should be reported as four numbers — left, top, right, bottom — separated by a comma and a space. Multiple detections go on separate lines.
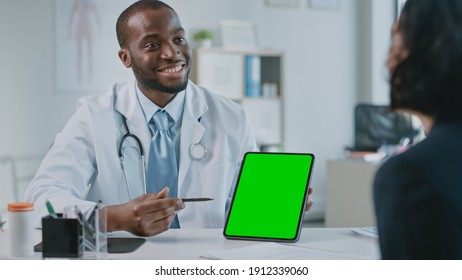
224, 152, 315, 242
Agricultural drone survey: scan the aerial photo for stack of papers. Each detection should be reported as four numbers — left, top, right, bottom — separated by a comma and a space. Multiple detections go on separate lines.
351, 227, 378, 240
344, 151, 387, 162
201, 242, 367, 260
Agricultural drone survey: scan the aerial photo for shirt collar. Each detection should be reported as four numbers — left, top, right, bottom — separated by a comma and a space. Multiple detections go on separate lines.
135, 83, 185, 125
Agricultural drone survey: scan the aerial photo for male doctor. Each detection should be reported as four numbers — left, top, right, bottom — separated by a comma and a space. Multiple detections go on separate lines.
25, 0, 312, 237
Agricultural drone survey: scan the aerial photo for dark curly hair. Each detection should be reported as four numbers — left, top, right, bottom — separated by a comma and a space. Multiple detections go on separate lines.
116, 0, 174, 49
391, 0, 462, 121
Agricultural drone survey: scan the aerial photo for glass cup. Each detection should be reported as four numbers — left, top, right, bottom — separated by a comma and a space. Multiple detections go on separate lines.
83, 203, 108, 260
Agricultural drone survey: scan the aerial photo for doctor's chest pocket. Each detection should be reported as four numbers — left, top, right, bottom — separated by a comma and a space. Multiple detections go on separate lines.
199, 162, 236, 227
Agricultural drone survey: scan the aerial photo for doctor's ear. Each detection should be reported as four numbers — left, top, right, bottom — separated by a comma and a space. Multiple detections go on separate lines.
118, 49, 132, 68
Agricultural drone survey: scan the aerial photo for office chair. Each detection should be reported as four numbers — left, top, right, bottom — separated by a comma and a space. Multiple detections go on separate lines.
349, 104, 418, 152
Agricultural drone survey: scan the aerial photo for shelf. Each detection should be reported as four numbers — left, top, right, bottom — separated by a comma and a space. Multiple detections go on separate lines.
191, 48, 284, 149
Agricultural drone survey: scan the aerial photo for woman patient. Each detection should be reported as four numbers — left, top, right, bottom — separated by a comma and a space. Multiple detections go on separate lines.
374, 0, 462, 259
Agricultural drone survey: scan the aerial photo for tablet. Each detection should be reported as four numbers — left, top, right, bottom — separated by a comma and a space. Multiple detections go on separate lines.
224, 152, 315, 242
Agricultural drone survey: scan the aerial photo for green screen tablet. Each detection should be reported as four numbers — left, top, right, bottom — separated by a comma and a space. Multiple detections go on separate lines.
224, 152, 315, 242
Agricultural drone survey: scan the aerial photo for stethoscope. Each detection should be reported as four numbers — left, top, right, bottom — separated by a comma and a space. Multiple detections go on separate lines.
118, 114, 207, 198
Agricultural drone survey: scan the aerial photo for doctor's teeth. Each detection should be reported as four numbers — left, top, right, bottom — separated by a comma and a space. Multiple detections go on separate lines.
163, 65, 182, 73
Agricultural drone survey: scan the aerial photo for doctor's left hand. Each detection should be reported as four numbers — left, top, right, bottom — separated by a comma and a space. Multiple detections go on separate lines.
305, 187, 314, 212
106, 187, 185, 237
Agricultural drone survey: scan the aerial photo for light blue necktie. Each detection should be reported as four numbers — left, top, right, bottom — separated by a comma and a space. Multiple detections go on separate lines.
147, 109, 179, 228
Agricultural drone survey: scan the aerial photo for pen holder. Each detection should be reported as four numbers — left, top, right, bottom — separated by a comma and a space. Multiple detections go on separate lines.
83, 204, 108, 259
41, 214, 83, 258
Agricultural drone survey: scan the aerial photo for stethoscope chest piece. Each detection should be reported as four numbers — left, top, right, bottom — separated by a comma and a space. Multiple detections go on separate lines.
189, 143, 207, 160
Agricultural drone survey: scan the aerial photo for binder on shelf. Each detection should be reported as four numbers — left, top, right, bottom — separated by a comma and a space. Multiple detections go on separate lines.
245, 55, 261, 98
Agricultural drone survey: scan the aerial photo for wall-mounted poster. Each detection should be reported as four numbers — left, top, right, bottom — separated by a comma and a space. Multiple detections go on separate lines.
55, 0, 134, 94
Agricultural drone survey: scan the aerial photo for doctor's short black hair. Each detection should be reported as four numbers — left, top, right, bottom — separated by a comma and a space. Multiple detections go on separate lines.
116, 0, 175, 48
390, 0, 462, 121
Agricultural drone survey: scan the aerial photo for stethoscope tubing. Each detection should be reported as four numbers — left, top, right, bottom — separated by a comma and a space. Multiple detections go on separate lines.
118, 114, 207, 198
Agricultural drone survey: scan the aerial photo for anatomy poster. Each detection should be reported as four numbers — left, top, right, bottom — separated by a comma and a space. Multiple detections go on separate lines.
55, 0, 134, 93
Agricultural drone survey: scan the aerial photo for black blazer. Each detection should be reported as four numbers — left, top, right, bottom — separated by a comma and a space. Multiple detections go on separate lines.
373, 120, 462, 259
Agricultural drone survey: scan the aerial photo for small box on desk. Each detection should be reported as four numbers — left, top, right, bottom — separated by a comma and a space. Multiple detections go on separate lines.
41, 214, 83, 258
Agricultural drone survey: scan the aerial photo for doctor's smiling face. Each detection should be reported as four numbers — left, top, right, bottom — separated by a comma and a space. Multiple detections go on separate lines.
117, 5, 191, 105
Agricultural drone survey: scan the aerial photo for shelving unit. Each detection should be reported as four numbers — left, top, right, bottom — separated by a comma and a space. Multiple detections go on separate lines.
191, 48, 284, 151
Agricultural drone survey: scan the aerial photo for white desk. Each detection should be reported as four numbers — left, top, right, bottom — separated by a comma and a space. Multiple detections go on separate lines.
0, 228, 380, 260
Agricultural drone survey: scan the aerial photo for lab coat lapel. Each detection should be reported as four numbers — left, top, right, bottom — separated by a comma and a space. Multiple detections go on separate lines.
178, 83, 208, 193
114, 81, 151, 169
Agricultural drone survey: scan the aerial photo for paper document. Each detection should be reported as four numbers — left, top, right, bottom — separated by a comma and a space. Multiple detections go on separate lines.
351, 227, 378, 240
344, 151, 387, 162
200, 242, 367, 260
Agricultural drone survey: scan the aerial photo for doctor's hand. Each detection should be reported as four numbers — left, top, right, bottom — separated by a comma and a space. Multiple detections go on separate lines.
305, 187, 314, 212
106, 187, 185, 237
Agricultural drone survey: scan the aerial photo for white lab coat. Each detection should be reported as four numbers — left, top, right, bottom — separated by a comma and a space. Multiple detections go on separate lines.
25, 80, 258, 228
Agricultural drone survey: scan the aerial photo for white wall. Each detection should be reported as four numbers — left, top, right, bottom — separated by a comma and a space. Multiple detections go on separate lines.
371, 1, 395, 104
0, 0, 395, 221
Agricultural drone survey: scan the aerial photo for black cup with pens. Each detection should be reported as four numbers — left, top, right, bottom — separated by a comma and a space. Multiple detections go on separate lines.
41, 213, 83, 258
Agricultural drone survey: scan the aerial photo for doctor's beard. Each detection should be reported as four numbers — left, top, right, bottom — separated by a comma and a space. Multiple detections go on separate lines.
132, 63, 190, 94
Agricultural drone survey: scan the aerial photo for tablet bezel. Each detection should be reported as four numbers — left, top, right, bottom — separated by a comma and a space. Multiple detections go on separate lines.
223, 152, 315, 243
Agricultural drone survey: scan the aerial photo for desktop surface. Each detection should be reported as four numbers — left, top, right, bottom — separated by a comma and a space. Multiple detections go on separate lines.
0, 228, 380, 260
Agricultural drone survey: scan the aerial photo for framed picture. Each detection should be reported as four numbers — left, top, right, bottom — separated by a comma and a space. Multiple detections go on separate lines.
265, 0, 300, 8
195, 50, 244, 100
220, 20, 258, 49
308, 0, 341, 10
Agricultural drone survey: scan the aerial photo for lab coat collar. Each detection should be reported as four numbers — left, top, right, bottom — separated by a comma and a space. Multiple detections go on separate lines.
183, 81, 209, 122
113, 81, 138, 120
113, 81, 152, 168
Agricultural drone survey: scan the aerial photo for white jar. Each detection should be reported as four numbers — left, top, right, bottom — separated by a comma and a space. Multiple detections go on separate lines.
8, 202, 34, 258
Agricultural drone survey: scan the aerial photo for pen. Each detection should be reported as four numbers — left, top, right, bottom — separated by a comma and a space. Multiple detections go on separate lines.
45, 199, 58, 219
181, 198, 213, 202
76, 205, 97, 247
